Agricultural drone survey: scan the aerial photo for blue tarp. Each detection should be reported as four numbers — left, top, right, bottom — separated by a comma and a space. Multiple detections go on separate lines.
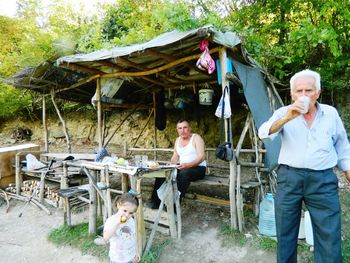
231, 59, 281, 171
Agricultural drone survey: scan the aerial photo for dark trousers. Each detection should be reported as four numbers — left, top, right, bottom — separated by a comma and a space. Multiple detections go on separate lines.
151, 166, 206, 205
275, 165, 342, 263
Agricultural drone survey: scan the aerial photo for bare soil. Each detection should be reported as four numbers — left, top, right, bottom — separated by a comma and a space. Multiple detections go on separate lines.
0, 196, 276, 263
0, 118, 276, 263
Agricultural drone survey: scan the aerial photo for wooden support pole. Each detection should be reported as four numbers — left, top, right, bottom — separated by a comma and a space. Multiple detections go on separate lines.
236, 164, 243, 232
153, 92, 157, 160
61, 162, 70, 225
136, 179, 146, 255
15, 153, 22, 195
88, 170, 97, 235
42, 96, 48, 152
51, 89, 71, 153
166, 181, 177, 238
248, 115, 264, 200
96, 78, 103, 148
39, 172, 45, 203
104, 166, 112, 217
219, 47, 238, 230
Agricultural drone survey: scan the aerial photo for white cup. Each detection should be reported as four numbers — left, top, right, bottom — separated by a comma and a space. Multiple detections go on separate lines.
299, 96, 310, 114
134, 155, 142, 167
141, 155, 148, 168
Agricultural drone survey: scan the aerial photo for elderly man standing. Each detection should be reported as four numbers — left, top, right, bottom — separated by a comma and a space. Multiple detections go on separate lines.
147, 119, 207, 209
258, 69, 350, 263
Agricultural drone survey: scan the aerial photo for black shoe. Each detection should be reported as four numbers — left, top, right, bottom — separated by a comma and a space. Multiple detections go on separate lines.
145, 201, 159, 209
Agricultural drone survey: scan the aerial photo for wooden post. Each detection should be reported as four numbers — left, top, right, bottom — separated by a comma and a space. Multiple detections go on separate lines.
96, 78, 103, 148
236, 164, 243, 231
61, 161, 70, 225
166, 180, 177, 238
42, 96, 48, 152
15, 153, 22, 195
122, 174, 128, 193
88, 169, 97, 235
136, 179, 146, 254
51, 89, 72, 153
153, 92, 157, 160
39, 171, 45, 203
219, 47, 238, 230
104, 166, 112, 217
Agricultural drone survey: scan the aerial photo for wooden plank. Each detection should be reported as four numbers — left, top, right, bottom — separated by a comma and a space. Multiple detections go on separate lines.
41, 153, 96, 160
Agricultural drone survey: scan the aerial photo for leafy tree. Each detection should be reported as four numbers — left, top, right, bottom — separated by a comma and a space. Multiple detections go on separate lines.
225, 0, 350, 97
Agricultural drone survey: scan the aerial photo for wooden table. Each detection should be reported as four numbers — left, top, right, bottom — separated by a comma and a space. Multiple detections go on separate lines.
71, 161, 182, 255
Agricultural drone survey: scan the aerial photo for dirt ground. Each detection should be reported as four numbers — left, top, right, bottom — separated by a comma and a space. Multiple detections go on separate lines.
0, 135, 277, 263
0, 197, 276, 263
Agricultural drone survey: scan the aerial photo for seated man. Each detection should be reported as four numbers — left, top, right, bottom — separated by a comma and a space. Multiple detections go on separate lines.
147, 119, 207, 209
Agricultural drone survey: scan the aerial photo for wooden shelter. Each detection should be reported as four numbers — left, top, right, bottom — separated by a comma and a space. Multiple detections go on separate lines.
5, 26, 283, 231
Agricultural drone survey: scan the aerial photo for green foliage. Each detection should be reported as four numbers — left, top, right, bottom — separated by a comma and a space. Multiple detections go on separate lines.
99, 0, 202, 46
340, 190, 350, 262
227, 0, 350, 96
140, 240, 170, 263
1, 0, 349, 119
0, 16, 25, 77
0, 84, 32, 120
219, 224, 247, 246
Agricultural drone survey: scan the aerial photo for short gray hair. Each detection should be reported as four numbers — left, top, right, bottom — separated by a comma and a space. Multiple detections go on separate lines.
290, 69, 321, 92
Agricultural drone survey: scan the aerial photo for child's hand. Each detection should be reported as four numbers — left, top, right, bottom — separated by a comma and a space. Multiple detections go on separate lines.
116, 212, 128, 223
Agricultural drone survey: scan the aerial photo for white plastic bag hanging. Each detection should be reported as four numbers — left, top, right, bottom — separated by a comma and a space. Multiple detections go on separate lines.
215, 86, 231, 119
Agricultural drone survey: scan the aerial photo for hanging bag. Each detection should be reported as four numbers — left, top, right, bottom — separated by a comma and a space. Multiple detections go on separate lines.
215, 86, 234, 161
215, 86, 231, 119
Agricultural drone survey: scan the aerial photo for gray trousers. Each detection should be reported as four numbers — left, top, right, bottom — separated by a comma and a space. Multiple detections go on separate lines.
275, 165, 342, 263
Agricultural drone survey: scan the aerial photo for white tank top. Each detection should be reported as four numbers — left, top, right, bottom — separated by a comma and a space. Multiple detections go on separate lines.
175, 134, 206, 167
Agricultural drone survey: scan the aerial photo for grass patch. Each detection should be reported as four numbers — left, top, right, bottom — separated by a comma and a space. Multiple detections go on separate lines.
48, 222, 170, 263
48, 223, 108, 259
219, 224, 247, 246
340, 190, 350, 262
141, 240, 171, 263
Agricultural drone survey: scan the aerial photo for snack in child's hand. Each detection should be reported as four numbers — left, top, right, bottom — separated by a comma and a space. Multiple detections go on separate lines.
120, 216, 127, 223
147, 161, 160, 169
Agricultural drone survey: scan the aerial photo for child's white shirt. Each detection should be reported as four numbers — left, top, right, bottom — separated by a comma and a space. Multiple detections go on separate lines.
105, 215, 136, 263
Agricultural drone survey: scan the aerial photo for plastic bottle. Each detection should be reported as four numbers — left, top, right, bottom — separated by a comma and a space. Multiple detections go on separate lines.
304, 210, 314, 245
258, 193, 276, 236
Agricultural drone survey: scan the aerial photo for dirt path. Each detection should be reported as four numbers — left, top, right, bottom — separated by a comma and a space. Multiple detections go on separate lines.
0, 197, 276, 263
0, 201, 104, 263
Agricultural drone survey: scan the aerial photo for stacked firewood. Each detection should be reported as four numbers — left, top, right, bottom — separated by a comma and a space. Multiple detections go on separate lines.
6, 180, 61, 207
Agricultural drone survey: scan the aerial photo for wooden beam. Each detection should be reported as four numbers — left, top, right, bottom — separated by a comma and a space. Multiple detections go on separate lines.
145, 48, 204, 74
60, 62, 105, 75
101, 103, 151, 111
99, 47, 221, 79
115, 57, 183, 83
98, 60, 170, 88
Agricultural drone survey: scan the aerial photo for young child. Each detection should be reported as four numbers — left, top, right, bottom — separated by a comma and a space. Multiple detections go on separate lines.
103, 192, 140, 263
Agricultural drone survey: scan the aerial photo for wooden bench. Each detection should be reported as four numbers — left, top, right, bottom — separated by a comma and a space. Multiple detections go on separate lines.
189, 174, 262, 216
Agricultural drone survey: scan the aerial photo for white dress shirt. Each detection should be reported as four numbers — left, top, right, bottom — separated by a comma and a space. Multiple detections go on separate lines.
258, 103, 350, 171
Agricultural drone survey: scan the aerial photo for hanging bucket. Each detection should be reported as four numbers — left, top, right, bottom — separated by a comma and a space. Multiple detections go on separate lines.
199, 89, 214, 105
